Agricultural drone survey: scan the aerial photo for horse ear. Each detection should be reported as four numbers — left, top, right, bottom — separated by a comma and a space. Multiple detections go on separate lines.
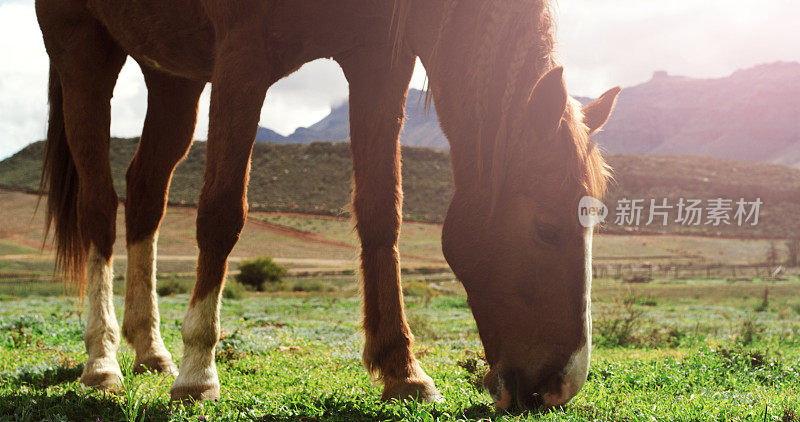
583, 86, 621, 134
529, 66, 568, 139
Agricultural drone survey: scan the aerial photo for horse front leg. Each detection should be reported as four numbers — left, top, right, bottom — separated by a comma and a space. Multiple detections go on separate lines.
169, 36, 273, 402
337, 51, 441, 402
122, 68, 205, 375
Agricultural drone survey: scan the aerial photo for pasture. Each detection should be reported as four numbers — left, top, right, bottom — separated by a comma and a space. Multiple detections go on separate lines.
1, 278, 800, 420
1, 189, 800, 420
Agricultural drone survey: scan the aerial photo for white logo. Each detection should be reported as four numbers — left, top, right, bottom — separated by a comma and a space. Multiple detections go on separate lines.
578, 196, 608, 228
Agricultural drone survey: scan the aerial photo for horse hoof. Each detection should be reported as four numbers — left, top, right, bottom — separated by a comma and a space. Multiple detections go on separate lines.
81, 371, 123, 391
170, 383, 221, 402
134, 355, 178, 376
382, 371, 443, 403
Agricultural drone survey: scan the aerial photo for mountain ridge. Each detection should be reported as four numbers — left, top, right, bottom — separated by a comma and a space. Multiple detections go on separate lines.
258, 62, 800, 168
256, 89, 447, 148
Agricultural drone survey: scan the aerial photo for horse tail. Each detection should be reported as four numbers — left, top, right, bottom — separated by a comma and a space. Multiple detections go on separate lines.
39, 64, 86, 293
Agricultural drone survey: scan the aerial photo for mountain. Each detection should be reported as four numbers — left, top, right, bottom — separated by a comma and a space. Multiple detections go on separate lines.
259, 62, 800, 167
255, 127, 290, 143
593, 62, 800, 168
255, 89, 448, 149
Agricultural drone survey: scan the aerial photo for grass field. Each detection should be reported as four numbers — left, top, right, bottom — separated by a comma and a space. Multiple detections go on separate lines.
0, 277, 799, 421
0, 190, 800, 420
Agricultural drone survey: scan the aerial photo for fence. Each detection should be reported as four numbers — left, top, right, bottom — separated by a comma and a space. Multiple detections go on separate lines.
593, 262, 798, 282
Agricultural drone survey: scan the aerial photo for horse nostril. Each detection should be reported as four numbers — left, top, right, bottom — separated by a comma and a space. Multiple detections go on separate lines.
542, 390, 568, 407
500, 369, 542, 411
508, 369, 567, 410
491, 368, 568, 410
517, 390, 544, 410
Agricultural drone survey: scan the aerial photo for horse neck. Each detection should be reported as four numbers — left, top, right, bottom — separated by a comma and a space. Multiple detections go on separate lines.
406, 0, 556, 192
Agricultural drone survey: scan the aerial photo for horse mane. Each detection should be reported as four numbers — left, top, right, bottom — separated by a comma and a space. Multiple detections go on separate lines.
561, 99, 612, 201
397, 0, 609, 204
463, 1, 608, 209
390, 0, 412, 66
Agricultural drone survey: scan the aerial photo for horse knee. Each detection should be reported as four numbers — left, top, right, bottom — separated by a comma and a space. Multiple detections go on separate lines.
78, 188, 118, 256
196, 193, 247, 257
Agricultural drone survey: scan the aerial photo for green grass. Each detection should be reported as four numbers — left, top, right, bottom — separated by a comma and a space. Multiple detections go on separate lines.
3, 139, 800, 237
0, 277, 798, 421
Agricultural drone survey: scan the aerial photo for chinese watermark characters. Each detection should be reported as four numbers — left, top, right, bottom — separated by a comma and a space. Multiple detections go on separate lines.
578, 196, 763, 228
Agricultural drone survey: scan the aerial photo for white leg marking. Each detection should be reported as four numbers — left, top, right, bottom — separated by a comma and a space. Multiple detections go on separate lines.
81, 245, 123, 388
123, 232, 177, 374
170, 287, 222, 400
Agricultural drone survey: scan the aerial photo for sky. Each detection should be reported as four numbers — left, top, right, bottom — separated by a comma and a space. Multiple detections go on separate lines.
1, 0, 799, 159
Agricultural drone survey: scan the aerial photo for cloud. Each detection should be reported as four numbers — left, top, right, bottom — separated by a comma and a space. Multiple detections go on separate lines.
557, 0, 800, 95
1, 0, 799, 159
0, 1, 48, 159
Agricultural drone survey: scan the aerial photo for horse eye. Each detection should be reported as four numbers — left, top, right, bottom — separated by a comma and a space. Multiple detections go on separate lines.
535, 222, 561, 245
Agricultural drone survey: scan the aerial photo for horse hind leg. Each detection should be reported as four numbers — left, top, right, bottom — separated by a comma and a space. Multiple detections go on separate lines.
37, 6, 127, 389
336, 51, 441, 402
122, 68, 204, 375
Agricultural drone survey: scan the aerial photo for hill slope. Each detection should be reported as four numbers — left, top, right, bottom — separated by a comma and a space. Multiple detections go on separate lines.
2, 139, 800, 237
259, 63, 800, 168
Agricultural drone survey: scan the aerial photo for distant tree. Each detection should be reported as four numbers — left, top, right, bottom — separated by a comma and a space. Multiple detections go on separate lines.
766, 242, 780, 268
787, 238, 800, 267
235, 256, 287, 291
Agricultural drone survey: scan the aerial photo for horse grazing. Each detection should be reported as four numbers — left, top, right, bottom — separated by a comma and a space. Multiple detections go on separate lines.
36, 0, 619, 409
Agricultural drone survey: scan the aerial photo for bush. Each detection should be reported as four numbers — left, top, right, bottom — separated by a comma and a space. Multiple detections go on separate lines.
753, 287, 769, 312
216, 331, 246, 363
594, 293, 645, 347
456, 350, 489, 391
156, 279, 188, 297
223, 282, 246, 300
403, 280, 439, 307
406, 311, 439, 341
737, 315, 765, 346
235, 257, 287, 291
291, 281, 330, 293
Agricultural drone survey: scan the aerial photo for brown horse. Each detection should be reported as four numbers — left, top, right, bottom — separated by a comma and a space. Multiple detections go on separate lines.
35, 0, 619, 410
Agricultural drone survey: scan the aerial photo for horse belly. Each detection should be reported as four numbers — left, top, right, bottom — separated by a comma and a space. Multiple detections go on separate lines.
88, 0, 215, 80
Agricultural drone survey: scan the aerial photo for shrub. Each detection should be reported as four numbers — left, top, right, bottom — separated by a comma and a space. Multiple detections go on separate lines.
641, 327, 686, 348
456, 350, 489, 391
403, 280, 439, 307
291, 281, 330, 293
753, 286, 769, 312
787, 239, 800, 267
406, 311, 438, 341
216, 331, 246, 363
594, 293, 645, 347
403, 280, 437, 297
156, 278, 188, 297
223, 281, 246, 300
623, 294, 658, 307
737, 315, 765, 346
235, 257, 287, 291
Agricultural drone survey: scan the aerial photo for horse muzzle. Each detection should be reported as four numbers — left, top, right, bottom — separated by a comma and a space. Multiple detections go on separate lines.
484, 366, 576, 410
